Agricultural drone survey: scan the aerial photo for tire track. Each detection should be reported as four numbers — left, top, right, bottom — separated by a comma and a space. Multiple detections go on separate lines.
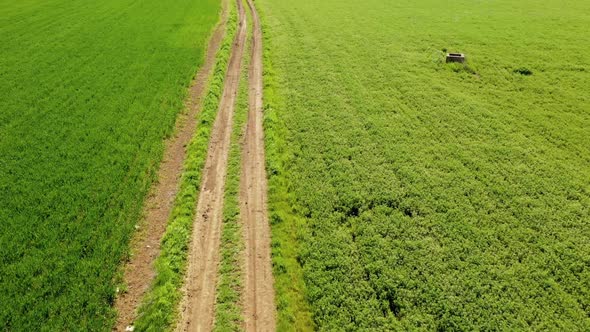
113, 8, 227, 331
176, 0, 248, 330
240, 0, 276, 330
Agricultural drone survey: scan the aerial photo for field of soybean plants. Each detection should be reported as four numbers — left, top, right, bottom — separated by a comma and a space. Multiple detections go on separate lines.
0, 0, 219, 329
260, 0, 590, 330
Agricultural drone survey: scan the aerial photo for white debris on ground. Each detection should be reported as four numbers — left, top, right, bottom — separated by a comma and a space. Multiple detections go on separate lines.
125, 326, 135, 332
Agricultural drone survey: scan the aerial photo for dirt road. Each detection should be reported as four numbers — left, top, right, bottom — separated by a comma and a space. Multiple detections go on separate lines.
175, 0, 248, 330
240, 0, 277, 330
113, 8, 227, 331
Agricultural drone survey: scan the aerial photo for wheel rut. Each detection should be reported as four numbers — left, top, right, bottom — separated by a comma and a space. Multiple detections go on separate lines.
176, 0, 248, 330
240, 0, 276, 330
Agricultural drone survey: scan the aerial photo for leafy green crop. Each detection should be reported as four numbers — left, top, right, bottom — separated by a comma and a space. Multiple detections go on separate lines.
0, 0, 219, 330
259, 0, 590, 330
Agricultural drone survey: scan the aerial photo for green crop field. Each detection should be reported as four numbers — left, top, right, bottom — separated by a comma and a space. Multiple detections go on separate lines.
260, 0, 590, 330
0, 0, 219, 329
3, 0, 590, 330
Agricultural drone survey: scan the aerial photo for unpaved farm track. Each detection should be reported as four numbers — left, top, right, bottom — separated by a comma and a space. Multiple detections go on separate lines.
240, 0, 276, 330
176, 0, 248, 330
113, 10, 227, 331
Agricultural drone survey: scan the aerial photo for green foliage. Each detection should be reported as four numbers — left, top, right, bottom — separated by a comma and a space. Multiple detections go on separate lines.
133, 3, 238, 331
0, 0, 219, 330
259, 0, 590, 330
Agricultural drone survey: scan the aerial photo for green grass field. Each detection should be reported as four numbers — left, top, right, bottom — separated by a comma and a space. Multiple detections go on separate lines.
260, 0, 590, 330
0, 0, 219, 329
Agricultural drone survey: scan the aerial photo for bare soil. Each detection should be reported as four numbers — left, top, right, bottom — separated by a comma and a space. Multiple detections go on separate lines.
240, 0, 277, 330
112, 8, 227, 332
175, 0, 248, 330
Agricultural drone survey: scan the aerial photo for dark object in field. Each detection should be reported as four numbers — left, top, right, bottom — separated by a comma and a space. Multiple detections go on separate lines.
514, 67, 533, 76
446, 53, 466, 63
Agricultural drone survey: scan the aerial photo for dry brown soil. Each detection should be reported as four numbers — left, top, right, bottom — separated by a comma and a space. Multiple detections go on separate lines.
240, 0, 277, 330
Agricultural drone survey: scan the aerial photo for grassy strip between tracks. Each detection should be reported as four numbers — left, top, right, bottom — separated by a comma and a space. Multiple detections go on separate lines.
133, 2, 237, 331
257, 5, 314, 331
212, 2, 251, 329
